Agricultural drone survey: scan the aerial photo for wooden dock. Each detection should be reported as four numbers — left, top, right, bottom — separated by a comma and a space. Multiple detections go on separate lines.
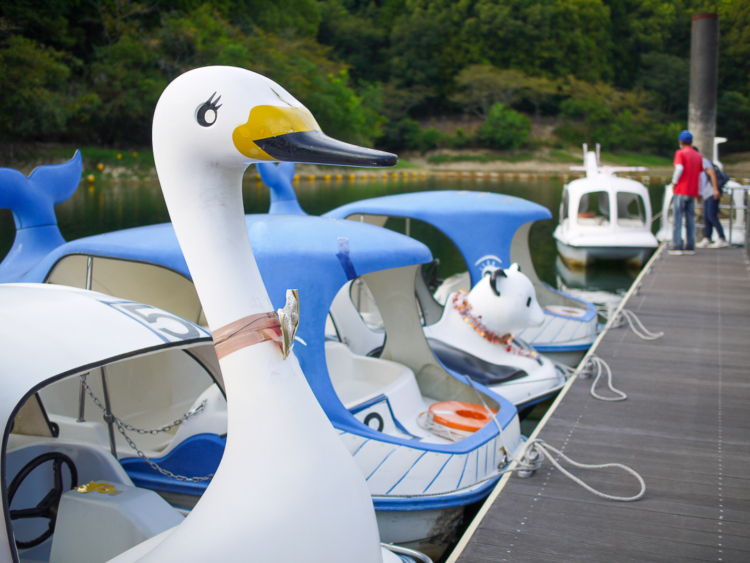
448, 245, 750, 563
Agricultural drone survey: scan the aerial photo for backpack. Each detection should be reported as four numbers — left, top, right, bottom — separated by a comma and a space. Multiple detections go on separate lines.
713, 163, 730, 193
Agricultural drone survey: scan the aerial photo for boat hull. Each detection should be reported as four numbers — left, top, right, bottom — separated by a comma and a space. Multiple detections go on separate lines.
376, 505, 465, 561
556, 240, 655, 268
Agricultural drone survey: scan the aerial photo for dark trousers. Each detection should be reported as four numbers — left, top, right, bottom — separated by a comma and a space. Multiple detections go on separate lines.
704, 196, 726, 241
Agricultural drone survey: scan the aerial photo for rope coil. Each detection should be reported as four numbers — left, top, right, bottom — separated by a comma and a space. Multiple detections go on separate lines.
598, 307, 664, 340
585, 355, 627, 402
508, 439, 646, 502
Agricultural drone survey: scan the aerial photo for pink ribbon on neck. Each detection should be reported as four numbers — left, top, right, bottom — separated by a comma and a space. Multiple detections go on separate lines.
213, 312, 282, 360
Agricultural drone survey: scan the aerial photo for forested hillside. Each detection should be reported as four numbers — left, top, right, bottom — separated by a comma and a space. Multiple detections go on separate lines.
1, 0, 748, 155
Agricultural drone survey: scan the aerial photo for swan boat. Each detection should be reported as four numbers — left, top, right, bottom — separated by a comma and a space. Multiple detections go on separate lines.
1, 139, 523, 558
2, 65, 441, 563
1, 212, 522, 558
0, 284, 428, 563
655, 137, 748, 247
553, 148, 659, 267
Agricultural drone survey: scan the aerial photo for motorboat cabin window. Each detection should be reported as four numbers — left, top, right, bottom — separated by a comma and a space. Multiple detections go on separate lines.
577, 191, 610, 225
617, 192, 646, 227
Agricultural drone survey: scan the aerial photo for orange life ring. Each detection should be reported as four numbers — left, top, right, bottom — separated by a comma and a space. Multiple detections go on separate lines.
428, 401, 497, 433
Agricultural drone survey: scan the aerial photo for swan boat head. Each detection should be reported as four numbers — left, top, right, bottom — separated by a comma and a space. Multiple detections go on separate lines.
149, 66, 398, 563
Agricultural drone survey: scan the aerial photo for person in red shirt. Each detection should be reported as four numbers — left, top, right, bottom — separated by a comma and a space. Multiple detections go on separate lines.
669, 130, 704, 255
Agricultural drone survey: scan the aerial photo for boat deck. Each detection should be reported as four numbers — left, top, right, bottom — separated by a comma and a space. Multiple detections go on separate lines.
449, 245, 750, 563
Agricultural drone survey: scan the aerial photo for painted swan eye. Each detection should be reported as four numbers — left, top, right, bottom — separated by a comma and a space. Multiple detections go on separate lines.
196, 92, 222, 127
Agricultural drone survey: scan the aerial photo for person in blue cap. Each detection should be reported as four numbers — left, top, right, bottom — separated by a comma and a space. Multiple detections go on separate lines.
669, 130, 704, 255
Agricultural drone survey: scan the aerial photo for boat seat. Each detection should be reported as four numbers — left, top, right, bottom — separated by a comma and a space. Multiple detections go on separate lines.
576, 216, 609, 226
49, 482, 183, 563
325, 341, 416, 408
427, 338, 529, 386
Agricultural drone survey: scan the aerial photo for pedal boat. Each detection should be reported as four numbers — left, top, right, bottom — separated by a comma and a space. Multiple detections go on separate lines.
257, 161, 597, 368
1, 181, 523, 558
553, 148, 658, 268
1, 65, 437, 563
0, 285, 425, 563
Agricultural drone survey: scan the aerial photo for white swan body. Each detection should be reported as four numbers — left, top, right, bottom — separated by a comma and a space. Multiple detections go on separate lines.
146, 66, 396, 562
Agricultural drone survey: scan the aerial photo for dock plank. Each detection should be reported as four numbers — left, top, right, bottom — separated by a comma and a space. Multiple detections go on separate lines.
453, 247, 750, 563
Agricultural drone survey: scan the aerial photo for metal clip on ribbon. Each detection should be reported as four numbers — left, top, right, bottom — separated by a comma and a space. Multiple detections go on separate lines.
277, 289, 300, 359
212, 289, 299, 360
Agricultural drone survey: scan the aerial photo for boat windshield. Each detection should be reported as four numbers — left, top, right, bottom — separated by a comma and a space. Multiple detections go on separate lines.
577, 191, 610, 226
616, 192, 646, 227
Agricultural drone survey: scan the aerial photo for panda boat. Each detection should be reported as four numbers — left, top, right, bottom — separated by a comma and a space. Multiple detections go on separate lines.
0, 156, 523, 560
256, 162, 596, 368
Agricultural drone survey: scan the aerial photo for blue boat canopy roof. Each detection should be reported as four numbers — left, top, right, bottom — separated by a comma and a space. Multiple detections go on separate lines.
324, 190, 552, 285
23, 214, 432, 287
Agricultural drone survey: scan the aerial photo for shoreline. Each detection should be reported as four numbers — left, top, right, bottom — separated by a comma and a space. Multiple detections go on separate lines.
1, 144, 748, 185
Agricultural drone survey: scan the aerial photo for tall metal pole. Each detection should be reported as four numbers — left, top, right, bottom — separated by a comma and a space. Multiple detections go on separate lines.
688, 13, 719, 161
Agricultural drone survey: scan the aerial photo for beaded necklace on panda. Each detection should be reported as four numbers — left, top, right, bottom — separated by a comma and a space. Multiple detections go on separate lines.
451, 290, 537, 358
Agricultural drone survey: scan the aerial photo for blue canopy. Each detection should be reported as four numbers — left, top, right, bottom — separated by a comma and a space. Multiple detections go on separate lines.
17, 214, 515, 451
18, 213, 516, 452
325, 191, 552, 285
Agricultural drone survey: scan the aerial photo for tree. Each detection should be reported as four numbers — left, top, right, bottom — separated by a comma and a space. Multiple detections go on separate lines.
0, 36, 93, 140
477, 103, 530, 150
636, 53, 689, 117
451, 65, 529, 117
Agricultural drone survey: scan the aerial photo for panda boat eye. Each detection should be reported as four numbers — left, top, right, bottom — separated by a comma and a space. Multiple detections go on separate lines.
526, 297, 532, 307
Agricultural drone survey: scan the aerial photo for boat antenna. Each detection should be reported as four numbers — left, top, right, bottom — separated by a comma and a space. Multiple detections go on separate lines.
596, 144, 601, 167
582, 143, 588, 164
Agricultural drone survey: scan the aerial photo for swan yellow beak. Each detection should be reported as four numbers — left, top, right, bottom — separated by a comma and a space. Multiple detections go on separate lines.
233, 104, 397, 167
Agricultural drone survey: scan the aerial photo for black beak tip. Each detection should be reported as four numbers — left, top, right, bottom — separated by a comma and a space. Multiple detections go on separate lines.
379, 152, 398, 168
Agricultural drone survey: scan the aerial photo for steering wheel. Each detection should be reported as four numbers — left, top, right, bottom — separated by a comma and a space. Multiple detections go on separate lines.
8, 452, 78, 549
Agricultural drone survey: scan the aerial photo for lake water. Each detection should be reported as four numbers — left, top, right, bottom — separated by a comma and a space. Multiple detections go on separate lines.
0, 171, 666, 296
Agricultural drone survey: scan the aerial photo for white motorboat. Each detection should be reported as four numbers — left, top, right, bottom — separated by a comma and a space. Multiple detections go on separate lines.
553, 145, 659, 267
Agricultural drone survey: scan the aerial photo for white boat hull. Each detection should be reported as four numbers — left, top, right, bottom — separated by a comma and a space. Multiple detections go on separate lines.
376, 506, 464, 561
555, 240, 656, 267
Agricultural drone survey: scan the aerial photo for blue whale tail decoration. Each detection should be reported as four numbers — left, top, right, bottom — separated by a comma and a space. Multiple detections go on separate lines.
0, 151, 82, 282
256, 162, 306, 215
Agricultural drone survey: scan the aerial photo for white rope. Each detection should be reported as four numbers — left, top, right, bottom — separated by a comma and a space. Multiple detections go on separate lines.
620, 309, 664, 340
598, 307, 664, 340
464, 367, 644, 502
506, 439, 646, 502
586, 355, 627, 402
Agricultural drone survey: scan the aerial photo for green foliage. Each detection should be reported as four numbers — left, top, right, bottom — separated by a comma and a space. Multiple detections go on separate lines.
556, 78, 678, 153
636, 53, 689, 116
717, 91, 750, 152
477, 103, 530, 151
0, 0, 748, 156
0, 36, 94, 140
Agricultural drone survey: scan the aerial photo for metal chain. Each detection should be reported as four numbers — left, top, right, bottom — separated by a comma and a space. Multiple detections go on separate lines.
79, 376, 214, 483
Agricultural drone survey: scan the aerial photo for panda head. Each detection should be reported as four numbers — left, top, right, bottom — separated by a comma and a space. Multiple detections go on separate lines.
466, 264, 545, 334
